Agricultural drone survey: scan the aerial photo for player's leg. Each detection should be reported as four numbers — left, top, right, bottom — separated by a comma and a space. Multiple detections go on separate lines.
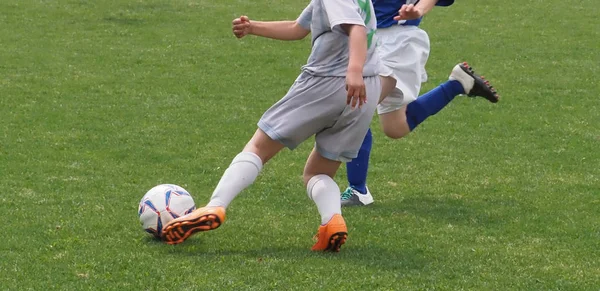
162, 128, 285, 244
343, 74, 396, 194
340, 26, 419, 206
162, 73, 324, 245
206, 129, 284, 209
341, 71, 397, 206
303, 148, 348, 252
310, 75, 380, 251
379, 76, 464, 138
378, 106, 410, 138
378, 26, 499, 138
342, 128, 374, 206
345, 128, 372, 194
379, 74, 399, 104
379, 62, 500, 138
376, 25, 430, 139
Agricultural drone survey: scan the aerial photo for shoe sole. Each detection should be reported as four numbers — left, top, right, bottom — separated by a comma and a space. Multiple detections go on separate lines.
324, 231, 348, 252
459, 62, 500, 103
162, 213, 222, 245
341, 201, 371, 207
341, 198, 374, 207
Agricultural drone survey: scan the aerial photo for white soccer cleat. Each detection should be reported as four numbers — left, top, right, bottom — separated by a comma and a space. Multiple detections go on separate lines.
341, 186, 374, 207
449, 62, 499, 103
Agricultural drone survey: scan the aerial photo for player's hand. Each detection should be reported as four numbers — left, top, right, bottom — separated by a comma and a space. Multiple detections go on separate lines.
346, 70, 366, 109
232, 16, 252, 38
393, 4, 424, 21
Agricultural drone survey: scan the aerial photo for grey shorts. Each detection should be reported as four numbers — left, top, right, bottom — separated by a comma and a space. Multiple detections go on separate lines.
258, 72, 380, 162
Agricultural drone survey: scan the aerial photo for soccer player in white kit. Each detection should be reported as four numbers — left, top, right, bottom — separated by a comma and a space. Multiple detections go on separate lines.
341, 0, 500, 206
162, 0, 381, 252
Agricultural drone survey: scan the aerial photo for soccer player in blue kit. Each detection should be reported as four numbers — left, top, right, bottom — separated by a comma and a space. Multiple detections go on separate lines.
341, 0, 500, 206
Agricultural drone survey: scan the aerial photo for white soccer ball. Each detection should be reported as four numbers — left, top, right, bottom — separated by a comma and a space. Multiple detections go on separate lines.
138, 184, 196, 238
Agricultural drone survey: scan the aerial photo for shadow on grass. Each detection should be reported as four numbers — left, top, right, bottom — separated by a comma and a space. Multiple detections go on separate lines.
364, 193, 527, 227
157, 241, 428, 273
140, 194, 530, 273
143, 223, 431, 273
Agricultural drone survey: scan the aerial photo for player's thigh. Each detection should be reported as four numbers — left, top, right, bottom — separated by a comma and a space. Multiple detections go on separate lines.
315, 76, 380, 162
302, 148, 342, 186
257, 73, 345, 151
376, 26, 430, 115
243, 128, 286, 164
379, 105, 410, 139
378, 75, 397, 104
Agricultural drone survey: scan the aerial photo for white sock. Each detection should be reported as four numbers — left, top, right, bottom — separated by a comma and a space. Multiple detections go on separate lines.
206, 152, 263, 208
449, 64, 475, 93
306, 174, 342, 225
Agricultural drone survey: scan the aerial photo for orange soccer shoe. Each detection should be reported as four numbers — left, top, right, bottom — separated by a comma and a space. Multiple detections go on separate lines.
161, 206, 226, 245
311, 214, 348, 252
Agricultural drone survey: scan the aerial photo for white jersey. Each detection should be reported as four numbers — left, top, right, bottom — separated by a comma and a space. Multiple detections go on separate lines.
296, 0, 379, 77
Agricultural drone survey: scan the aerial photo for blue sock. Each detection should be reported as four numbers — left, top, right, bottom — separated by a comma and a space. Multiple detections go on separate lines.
406, 80, 465, 131
346, 128, 372, 194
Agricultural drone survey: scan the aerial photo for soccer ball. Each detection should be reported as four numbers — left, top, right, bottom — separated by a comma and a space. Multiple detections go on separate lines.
138, 184, 196, 238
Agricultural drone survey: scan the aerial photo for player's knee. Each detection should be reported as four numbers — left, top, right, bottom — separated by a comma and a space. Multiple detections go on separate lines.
242, 129, 285, 164
383, 126, 410, 139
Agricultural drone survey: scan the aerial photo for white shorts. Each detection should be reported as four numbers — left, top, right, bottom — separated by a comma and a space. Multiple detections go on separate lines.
376, 25, 431, 115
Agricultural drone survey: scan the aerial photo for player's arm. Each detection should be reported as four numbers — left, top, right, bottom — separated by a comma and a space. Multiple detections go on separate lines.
394, 0, 441, 21
322, 0, 369, 107
415, 0, 439, 16
232, 17, 309, 41
232, 6, 312, 41
341, 24, 368, 108
247, 20, 310, 41
343, 24, 367, 76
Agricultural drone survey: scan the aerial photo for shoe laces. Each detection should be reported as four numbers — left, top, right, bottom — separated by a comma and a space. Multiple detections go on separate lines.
340, 188, 354, 201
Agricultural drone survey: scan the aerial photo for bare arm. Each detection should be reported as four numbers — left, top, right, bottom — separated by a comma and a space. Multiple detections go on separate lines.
341, 24, 368, 108
342, 24, 367, 73
414, 0, 438, 16
395, 0, 440, 21
232, 16, 310, 41
250, 21, 310, 41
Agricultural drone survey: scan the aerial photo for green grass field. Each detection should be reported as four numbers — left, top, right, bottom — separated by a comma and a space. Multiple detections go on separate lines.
1, 0, 599, 289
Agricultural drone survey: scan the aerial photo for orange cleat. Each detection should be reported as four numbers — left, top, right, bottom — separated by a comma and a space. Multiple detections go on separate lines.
161, 206, 226, 245
311, 214, 348, 252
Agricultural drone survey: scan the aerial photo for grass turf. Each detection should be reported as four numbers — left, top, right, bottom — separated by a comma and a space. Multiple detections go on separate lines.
1, 0, 599, 289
